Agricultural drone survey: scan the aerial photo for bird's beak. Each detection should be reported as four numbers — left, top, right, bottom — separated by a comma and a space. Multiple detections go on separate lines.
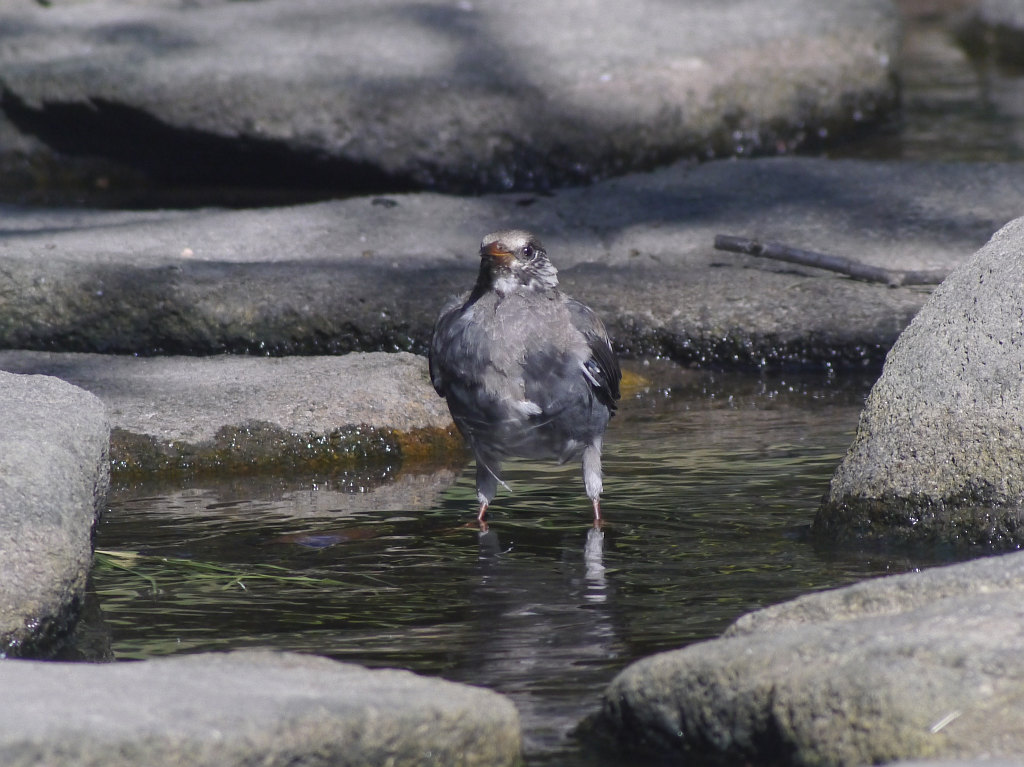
480, 241, 514, 267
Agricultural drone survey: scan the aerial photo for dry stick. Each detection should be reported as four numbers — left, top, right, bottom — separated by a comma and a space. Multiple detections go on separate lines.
713, 235, 950, 288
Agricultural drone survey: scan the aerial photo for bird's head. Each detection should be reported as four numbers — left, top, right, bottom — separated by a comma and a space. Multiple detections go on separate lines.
477, 229, 559, 295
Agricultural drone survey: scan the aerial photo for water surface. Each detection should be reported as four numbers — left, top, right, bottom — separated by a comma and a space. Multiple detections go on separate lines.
90, 367, 962, 765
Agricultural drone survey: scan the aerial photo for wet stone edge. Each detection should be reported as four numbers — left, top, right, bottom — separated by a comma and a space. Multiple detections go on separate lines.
814, 490, 1024, 549
109, 422, 466, 481
2, 592, 86, 660
4, 324, 894, 373
617, 329, 892, 374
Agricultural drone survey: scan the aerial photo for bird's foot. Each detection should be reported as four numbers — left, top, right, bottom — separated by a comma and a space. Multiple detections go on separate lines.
477, 501, 489, 523
592, 499, 603, 529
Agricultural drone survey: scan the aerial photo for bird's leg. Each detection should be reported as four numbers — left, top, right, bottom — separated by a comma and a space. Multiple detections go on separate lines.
475, 456, 499, 525
583, 441, 604, 526
476, 501, 491, 533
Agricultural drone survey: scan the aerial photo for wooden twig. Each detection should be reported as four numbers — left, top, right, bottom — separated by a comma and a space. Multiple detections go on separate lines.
713, 235, 950, 287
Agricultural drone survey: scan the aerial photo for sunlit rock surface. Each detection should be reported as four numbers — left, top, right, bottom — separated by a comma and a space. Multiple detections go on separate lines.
817, 216, 1024, 546
2, 158, 1024, 368
0, 650, 522, 767
0, 371, 108, 657
596, 550, 1024, 766
0, 0, 898, 197
0, 351, 458, 478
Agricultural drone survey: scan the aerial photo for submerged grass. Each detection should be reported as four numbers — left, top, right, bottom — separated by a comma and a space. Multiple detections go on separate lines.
93, 548, 398, 595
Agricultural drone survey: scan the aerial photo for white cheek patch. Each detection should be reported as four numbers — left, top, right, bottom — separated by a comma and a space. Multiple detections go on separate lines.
493, 274, 518, 295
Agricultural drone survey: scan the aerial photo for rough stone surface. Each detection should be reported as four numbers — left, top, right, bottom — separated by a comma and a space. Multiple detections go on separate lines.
0, 0, 898, 196
0, 370, 109, 657
0, 351, 458, 477
2, 158, 1023, 368
596, 551, 1024, 766
0, 649, 521, 767
726, 548, 1024, 637
816, 216, 1024, 546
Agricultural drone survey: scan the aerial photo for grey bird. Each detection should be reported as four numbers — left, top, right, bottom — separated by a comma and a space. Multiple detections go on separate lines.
429, 229, 621, 524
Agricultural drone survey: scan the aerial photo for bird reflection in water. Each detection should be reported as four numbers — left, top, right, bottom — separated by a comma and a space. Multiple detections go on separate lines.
476, 523, 609, 601
466, 520, 618, 755
583, 526, 607, 604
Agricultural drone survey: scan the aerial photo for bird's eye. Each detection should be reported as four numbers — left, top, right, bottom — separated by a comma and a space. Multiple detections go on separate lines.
522, 244, 534, 259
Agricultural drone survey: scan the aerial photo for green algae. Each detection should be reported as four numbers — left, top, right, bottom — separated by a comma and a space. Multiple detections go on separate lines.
109, 422, 464, 480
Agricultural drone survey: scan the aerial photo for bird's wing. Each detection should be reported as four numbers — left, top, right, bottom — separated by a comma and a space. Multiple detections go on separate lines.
565, 298, 621, 412
428, 296, 466, 397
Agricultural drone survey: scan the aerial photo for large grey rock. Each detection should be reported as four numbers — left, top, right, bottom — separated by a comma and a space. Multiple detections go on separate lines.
816, 216, 1024, 545
2, 157, 1023, 367
596, 551, 1024, 766
0, 371, 109, 657
0, 649, 521, 767
0, 0, 898, 195
0, 351, 458, 477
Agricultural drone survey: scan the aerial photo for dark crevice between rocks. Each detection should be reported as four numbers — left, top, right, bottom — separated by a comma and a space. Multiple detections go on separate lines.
49, 585, 113, 662
578, 695, 799, 767
2, 592, 85, 660
0, 90, 422, 209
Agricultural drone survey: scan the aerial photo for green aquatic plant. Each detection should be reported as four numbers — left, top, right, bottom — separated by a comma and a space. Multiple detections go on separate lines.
93, 549, 396, 595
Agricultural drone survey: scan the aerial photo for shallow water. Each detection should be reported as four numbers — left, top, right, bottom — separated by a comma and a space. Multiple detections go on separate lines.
88, 366, 964, 765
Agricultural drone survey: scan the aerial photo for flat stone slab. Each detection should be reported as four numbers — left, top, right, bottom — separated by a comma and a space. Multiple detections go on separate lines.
0, 370, 108, 656
817, 215, 1024, 546
0, 649, 521, 767
595, 550, 1024, 766
0, 0, 898, 196
2, 157, 1023, 369
0, 351, 458, 478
